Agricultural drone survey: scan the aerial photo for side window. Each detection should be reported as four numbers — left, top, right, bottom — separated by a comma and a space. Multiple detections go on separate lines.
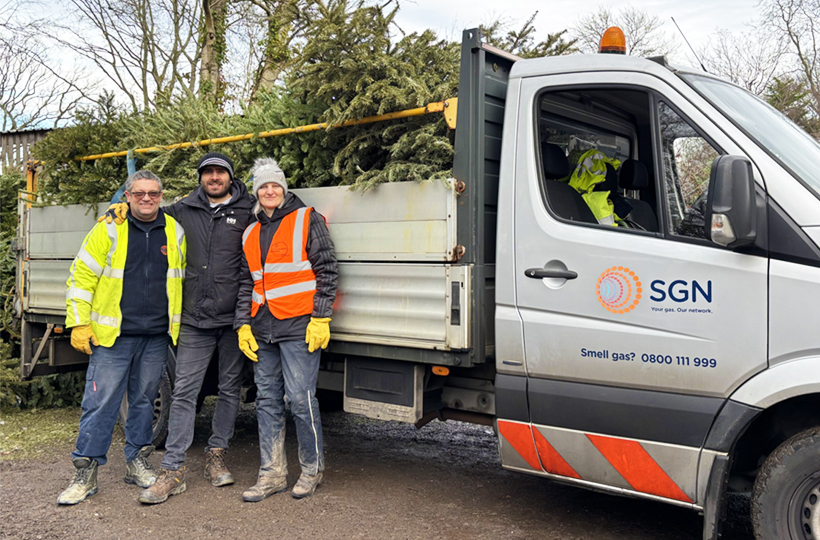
658, 102, 720, 240
536, 88, 659, 233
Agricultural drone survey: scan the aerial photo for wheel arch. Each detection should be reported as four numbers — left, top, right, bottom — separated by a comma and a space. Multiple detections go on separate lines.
729, 393, 820, 487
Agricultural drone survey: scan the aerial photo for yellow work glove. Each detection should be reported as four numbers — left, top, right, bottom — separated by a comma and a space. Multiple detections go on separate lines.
305, 317, 331, 353
70, 324, 99, 355
237, 324, 259, 362
96, 203, 128, 225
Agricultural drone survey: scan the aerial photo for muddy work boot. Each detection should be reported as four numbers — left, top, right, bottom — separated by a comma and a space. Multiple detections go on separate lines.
57, 458, 99, 505
204, 448, 234, 487
138, 467, 186, 504
124, 445, 158, 488
291, 472, 322, 499
242, 474, 288, 502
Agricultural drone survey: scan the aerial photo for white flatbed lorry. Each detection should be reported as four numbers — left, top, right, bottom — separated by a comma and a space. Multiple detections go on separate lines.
17, 28, 820, 540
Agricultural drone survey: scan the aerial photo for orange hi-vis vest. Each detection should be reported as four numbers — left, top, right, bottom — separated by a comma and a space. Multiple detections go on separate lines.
242, 207, 316, 320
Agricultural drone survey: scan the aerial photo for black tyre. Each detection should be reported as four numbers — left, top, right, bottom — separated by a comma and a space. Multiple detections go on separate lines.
752, 427, 820, 539
118, 366, 173, 449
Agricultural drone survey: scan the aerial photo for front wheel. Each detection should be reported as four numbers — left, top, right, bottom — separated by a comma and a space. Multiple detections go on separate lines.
752, 427, 820, 539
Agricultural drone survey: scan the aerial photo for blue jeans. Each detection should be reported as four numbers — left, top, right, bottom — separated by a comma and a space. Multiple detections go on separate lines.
73, 334, 168, 466
162, 324, 245, 470
254, 339, 324, 477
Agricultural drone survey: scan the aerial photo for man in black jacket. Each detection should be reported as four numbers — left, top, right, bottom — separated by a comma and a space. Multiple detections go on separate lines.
139, 152, 255, 504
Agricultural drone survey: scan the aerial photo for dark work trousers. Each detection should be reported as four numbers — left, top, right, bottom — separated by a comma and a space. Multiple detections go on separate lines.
73, 335, 168, 466
161, 324, 245, 470
254, 339, 324, 477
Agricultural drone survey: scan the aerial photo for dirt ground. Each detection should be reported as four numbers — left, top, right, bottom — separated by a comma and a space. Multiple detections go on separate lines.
1, 402, 755, 540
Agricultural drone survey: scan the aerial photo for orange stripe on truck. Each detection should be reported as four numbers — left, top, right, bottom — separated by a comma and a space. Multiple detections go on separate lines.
532, 428, 581, 479
497, 420, 541, 471
586, 434, 693, 503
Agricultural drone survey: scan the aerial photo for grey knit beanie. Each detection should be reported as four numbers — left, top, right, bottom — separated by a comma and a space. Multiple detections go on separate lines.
251, 157, 287, 196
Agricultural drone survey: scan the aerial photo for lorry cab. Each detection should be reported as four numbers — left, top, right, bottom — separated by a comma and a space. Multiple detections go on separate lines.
488, 32, 820, 540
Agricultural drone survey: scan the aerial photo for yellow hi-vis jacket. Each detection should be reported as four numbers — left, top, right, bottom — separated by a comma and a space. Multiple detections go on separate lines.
568, 149, 622, 226
65, 216, 186, 347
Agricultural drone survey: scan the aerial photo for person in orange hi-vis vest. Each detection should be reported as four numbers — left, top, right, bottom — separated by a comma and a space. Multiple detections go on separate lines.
234, 157, 338, 502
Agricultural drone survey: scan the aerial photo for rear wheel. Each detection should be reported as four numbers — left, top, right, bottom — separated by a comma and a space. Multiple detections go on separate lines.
752, 427, 820, 539
118, 365, 173, 449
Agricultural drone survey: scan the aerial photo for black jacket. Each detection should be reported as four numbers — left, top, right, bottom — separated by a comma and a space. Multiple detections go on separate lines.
234, 193, 338, 343
119, 210, 169, 336
165, 180, 254, 329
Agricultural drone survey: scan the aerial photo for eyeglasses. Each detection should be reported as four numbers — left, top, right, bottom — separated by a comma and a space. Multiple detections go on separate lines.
129, 191, 162, 200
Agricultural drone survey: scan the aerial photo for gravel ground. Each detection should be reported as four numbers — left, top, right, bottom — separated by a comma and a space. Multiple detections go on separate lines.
0, 402, 755, 540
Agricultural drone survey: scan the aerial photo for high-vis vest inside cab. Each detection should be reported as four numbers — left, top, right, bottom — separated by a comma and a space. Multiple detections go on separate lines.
243, 207, 316, 320
568, 148, 622, 226
65, 217, 186, 347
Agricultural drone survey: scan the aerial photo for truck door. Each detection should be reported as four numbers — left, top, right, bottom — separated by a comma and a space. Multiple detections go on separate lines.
507, 73, 768, 505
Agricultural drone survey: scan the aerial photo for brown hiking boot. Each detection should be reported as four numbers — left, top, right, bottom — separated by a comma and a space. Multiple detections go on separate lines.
138, 467, 186, 504
204, 448, 234, 487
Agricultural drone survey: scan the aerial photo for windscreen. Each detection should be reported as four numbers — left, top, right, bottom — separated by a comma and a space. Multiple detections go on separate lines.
682, 73, 820, 199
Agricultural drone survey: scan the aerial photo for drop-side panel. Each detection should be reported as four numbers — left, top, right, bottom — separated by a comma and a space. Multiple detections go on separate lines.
293, 180, 458, 262
25, 260, 73, 315
332, 263, 470, 350
27, 203, 107, 259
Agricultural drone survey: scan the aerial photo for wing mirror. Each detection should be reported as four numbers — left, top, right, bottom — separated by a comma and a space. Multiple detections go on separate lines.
705, 155, 757, 248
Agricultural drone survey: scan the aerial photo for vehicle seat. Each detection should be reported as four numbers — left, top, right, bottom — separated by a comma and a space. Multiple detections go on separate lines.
618, 159, 658, 232
597, 163, 635, 223
541, 142, 597, 224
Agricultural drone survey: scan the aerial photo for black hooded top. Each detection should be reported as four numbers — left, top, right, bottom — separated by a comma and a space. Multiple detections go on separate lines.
165, 179, 255, 329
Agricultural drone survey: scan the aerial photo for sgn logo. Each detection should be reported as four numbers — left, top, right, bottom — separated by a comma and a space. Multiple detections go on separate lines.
596, 266, 642, 314
649, 280, 712, 303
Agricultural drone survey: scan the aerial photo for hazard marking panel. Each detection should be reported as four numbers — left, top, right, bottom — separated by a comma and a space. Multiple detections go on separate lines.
586, 434, 693, 503
497, 420, 541, 471
532, 428, 581, 479
497, 419, 698, 505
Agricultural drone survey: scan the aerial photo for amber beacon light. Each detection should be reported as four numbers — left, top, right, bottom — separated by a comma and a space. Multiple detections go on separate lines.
599, 26, 627, 54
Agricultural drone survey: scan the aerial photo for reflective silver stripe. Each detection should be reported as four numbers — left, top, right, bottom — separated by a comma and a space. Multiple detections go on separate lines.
78, 249, 103, 277
167, 268, 185, 279
90, 312, 119, 327
70, 299, 81, 325
264, 280, 316, 300
174, 221, 185, 253
102, 266, 124, 279
252, 291, 265, 305
66, 287, 93, 303
307, 389, 320, 467
263, 260, 312, 273
242, 222, 258, 247
251, 270, 263, 281
105, 220, 118, 267
292, 208, 308, 263
171, 314, 181, 324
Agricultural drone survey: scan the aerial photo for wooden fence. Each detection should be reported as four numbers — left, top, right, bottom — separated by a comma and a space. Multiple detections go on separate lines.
0, 129, 51, 174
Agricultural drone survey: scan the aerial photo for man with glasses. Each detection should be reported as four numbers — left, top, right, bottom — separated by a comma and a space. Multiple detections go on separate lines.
59, 170, 186, 504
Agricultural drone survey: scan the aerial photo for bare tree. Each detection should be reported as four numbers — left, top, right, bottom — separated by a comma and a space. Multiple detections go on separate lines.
50, 0, 204, 111
0, 0, 91, 131
699, 29, 785, 96
233, 0, 309, 102
570, 6, 678, 57
200, 0, 229, 101
763, 0, 820, 119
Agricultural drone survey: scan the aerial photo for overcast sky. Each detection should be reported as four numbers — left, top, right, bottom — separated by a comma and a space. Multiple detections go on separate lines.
393, 0, 763, 66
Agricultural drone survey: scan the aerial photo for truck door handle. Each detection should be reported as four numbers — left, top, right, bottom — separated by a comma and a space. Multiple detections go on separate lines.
524, 268, 578, 280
